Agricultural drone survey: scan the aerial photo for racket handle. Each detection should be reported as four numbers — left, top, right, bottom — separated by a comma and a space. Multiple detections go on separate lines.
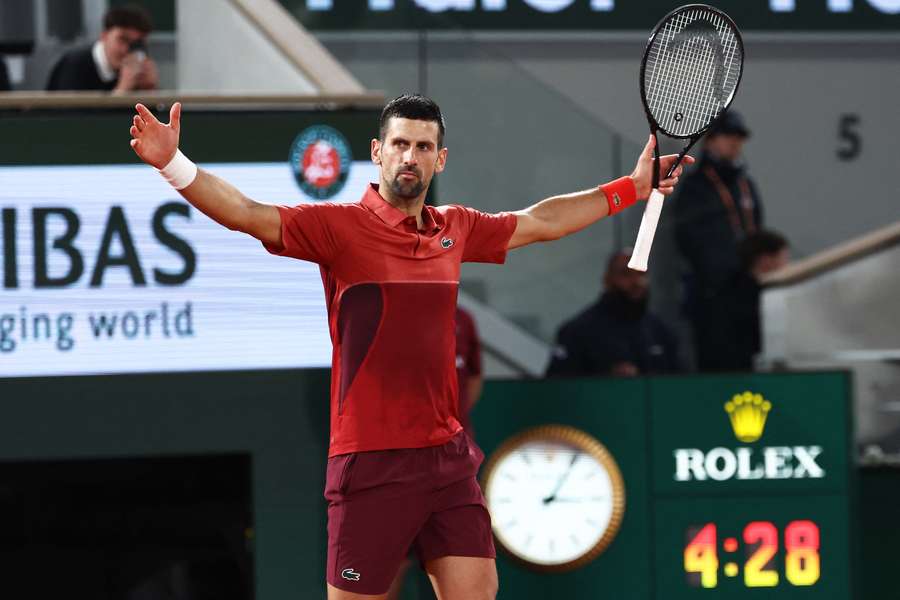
627, 189, 665, 272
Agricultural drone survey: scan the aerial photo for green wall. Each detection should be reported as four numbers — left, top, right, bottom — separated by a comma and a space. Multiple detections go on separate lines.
0, 370, 862, 599
2, 108, 378, 166
0, 369, 332, 599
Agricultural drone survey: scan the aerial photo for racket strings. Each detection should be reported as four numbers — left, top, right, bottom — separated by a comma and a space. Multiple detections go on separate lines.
644, 7, 742, 137
656, 14, 724, 134
662, 13, 711, 133
646, 16, 707, 135
654, 12, 723, 133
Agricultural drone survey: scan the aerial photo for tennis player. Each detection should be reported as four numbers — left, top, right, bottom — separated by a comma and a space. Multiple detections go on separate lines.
129, 94, 690, 600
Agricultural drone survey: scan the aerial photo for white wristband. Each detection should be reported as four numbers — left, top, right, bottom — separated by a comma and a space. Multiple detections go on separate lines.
157, 149, 198, 190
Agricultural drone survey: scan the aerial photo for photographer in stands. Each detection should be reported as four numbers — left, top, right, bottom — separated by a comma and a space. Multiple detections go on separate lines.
46, 5, 158, 93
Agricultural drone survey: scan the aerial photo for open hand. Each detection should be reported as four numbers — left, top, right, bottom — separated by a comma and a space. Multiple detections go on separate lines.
630, 135, 695, 200
129, 102, 181, 169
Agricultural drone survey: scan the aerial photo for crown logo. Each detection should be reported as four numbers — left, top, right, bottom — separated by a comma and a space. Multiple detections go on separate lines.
724, 391, 772, 443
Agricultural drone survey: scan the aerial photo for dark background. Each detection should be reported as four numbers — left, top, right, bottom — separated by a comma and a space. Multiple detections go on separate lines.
109, 0, 900, 32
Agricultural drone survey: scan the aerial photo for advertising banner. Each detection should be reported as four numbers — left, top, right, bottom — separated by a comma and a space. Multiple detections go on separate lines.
0, 160, 379, 377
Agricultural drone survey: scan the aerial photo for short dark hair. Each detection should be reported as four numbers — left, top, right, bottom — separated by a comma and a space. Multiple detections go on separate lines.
738, 230, 788, 271
103, 5, 153, 33
379, 94, 446, 147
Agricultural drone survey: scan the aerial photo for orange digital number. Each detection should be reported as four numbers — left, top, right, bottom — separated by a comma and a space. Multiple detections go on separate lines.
785, 520, 821, 586
743, 521, 779, 587
685, 523, 718, 588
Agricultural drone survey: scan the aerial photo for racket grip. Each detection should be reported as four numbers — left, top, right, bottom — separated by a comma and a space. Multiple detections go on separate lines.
627, 189, 665, 272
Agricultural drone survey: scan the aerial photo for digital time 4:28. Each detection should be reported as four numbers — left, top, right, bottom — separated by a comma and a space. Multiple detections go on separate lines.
685, 521, 820, 589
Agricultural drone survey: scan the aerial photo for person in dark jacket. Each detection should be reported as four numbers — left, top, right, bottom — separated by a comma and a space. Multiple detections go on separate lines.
671, 110, 763, 370
46, 5, 157, 93
546, 251, 682, 377
701, 230, 789, 371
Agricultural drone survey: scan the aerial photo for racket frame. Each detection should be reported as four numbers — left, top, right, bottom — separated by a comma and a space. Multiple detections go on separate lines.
629, 3, 745, 271
639, 3, 744, 182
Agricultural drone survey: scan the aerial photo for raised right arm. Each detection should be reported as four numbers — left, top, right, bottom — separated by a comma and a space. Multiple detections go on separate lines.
175, 169, 282, 246
129, 102, 283, 250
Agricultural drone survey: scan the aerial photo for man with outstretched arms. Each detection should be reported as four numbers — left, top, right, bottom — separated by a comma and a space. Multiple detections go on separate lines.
129, 95, 690, 600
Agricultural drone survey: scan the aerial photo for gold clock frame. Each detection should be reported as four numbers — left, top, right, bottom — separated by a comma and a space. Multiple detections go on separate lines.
480, 424, 626, 573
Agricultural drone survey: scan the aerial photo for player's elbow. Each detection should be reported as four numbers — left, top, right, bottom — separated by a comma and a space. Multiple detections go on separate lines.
229, 198, 264, 235
220, 210, 248, 233
538, 220, 569, 242
530, 213, 566, 242
512, 211, 566, 247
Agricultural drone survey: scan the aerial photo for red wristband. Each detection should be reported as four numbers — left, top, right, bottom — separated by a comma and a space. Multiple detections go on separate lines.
600, 176, 637, 216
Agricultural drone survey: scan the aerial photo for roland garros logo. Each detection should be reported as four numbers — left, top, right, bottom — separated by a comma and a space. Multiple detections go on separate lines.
289, 125, 352, 200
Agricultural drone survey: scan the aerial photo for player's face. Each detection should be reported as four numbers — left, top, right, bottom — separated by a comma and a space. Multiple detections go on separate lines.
372, 117, 447, 201
101, 26, 146, 69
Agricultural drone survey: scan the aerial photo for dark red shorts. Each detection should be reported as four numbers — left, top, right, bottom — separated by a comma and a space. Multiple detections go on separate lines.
324, 431, 495, 595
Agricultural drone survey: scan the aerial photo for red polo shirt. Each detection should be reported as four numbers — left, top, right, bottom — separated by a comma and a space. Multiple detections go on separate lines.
455, 307, 482, 437
265, 184, 517, 457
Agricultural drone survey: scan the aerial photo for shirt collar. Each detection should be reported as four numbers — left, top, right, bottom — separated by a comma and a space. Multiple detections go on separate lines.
361, 183, 443, 233
92, 40, 117, 83
421, 203, 443, 233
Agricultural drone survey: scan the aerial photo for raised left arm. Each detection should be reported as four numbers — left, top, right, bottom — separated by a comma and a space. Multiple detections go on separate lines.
507, 135, 693, 250
508, 186, 613, 250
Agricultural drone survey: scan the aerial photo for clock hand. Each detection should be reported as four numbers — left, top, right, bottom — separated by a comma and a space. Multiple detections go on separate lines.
542, 452, 580, 505
549, 495, 610, 503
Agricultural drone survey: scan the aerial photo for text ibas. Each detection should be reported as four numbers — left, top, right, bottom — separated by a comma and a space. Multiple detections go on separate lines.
2, 202, 195, 288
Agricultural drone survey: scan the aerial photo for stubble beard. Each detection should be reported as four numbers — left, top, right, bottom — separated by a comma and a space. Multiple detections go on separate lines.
389, 168, 427, 200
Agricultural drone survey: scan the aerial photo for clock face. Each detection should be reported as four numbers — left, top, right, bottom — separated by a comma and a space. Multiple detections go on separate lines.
482, 426, 625, 571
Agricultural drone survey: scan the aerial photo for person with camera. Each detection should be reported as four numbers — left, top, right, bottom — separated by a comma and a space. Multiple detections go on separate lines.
46, 5, 158, 93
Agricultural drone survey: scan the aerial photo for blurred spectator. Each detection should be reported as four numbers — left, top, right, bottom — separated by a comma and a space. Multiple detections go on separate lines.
701, 230, 789, 371
546, 250, 681, 377
455, 306, 483, 437
46, 5, 157, 93
0, 56, 10, 91
671, 110, 763, 370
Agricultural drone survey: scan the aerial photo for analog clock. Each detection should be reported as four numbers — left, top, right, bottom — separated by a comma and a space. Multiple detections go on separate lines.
481, 425, 626, 572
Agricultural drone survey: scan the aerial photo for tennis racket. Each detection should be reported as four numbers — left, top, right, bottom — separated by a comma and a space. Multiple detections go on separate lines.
628, 4, 744, 271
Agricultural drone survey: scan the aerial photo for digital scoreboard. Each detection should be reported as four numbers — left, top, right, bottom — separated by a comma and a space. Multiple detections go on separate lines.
649, 375, 853, 600
475, 373, 854, 600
